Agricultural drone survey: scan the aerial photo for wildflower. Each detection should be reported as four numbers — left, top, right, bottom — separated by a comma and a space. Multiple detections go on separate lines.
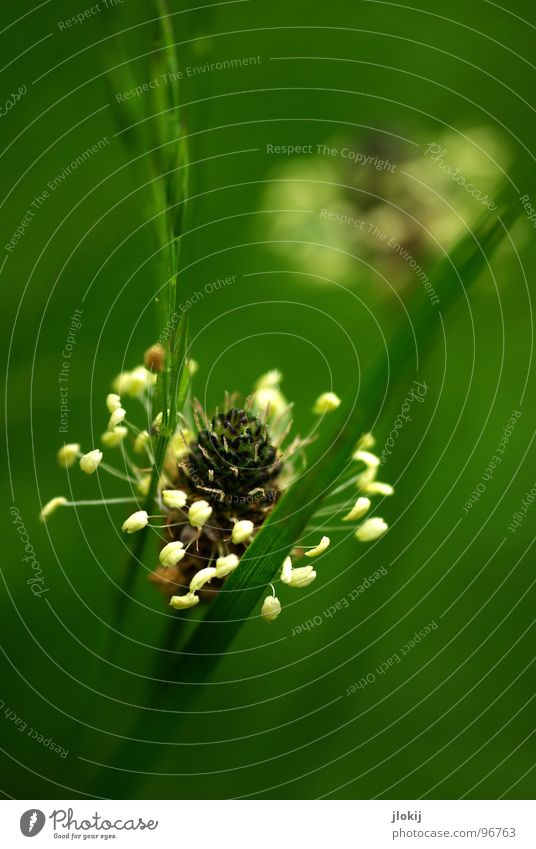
280, 556, 317, 587
56, 443, 80, 468
364, 481, 394, 497
101, 427, 128, 448
312, 392, 341, 414
79, 449, 102, 474
342, 496, 371, 521
261, 594, 282, 623
106, 393, 122, 413
39, 496, 67, 522
355, 517, 388, 542
305, 535, 330, 558
107, 407, 126, 430
121, 510, 148, 534
170, 593, 199, 610
215, 553, 239, 578
231, 519, 254, 545
159, 541, 185, 567
188, 500, 212, 528
189, 567, 217, 593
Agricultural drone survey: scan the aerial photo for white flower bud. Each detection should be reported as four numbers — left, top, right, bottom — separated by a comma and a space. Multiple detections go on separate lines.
280, 556, 316, 587
355, 517, 388, 542
79, 449, 102, 474
353, 450, 380, 487
312, 392, 341, 414
159, 541, 186, 567
56, 443, 80, 468
134, 430, 150, 454
121, 510, 148, 534
261, 595, 282, 623
101, 427, 127, 448
188, 500, 212, 528
189, 567, 217, 593
231, 519, 254, 544
162, 489, 188, 510
170, 593, 199, 610
113, 366, 156, 398
107, 407, 126, 430
305, 535, 330, 558
252, 386, 287, 418
364, 481, 394, 497
39, 496, 67, 522
106, 393, 122, 413
352, 449, 380, 467
189, 359, 199, 376
287, 566, 317, 587
215, 553, 239, 578
356, 432, 375, 451
255, 369, 282, 389
342, 496, 371, 521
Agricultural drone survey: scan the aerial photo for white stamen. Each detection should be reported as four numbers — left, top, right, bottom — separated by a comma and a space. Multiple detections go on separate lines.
79, 449, 102, 475
304, 535, 330, 557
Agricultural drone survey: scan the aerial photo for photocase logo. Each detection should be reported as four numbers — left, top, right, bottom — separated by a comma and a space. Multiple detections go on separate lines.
20, 810, 46, 837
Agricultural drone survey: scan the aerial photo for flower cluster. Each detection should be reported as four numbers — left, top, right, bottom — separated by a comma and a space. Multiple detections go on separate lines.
40, 351, 393, 623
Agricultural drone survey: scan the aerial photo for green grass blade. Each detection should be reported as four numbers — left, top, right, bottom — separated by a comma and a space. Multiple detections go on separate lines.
157, 179, 524, 693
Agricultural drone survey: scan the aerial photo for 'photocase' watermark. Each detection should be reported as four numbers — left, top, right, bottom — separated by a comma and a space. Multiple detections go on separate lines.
10, 506, 48, 597
379, 380, 429, 464
423, 143, 497, 210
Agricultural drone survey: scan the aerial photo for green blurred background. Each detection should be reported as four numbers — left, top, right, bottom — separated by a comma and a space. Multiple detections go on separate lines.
2, 0, 535, 799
